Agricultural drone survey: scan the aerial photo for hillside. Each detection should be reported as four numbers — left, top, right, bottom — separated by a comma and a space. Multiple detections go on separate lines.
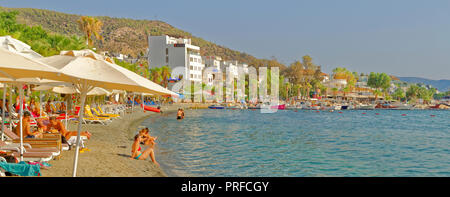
0, 6, 286, 70
398, 77, 450, 92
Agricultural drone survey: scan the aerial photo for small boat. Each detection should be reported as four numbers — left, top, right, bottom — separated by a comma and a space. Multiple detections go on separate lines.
392, 103, 413, 110
225, 105, 242, 110
208, 105, 225, 109
375, 103, 398, 109
429, 104, 441, 109
141, 104, 161, 113
270, 104, 286, 110
357, 104, 376, 110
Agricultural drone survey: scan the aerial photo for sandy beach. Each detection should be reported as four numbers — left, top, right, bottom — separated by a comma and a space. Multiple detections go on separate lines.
42, 105, 183, 177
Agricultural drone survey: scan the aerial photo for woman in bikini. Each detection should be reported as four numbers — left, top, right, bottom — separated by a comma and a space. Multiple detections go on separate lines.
131, 134, 159, 166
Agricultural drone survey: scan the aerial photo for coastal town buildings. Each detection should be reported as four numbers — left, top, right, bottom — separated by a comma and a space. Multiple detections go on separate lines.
203, 56, 222, 86
147, 35, 204, 82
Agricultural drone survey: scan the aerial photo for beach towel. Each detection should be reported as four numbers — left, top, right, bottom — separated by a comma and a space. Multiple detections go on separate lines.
0, 161, 41, 176
67, 136, 85, 148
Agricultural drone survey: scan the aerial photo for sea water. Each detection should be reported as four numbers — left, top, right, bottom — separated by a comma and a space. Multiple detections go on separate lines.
141, 109, 450, 177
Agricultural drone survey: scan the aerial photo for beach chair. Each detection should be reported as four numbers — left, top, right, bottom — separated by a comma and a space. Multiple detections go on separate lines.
91, 107, 118, 119
83, 105, 111, 125
0, 140, 60, 157
97, 106, 120, 118
2, 126, 67, 153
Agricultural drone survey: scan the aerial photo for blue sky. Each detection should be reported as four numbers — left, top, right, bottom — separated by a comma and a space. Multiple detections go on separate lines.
1, 0, 450, 79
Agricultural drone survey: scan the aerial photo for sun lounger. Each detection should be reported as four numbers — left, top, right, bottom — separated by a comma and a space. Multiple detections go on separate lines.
97, 106, 120, 118
0, 140, 60, 157
91, 107, 119, 119
83, 105, 111, 125
2, 126, 65, 153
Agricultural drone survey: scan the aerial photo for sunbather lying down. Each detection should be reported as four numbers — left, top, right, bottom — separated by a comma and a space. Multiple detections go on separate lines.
40, 116, 92, 140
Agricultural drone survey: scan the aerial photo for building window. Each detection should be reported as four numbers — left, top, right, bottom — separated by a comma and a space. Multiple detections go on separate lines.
166, 48, 168, 55
190, 57, 193, 62
166, 56, 169, 63
190, 74, 194, 79
190, 66, 193, 70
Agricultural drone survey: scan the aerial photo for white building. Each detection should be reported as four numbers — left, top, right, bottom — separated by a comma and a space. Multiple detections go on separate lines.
221, 60, 249, 78
147, 35, 204, 82
203, 56, 222, 86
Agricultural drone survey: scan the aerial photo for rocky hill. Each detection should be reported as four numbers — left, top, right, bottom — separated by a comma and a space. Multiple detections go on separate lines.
0, 6, 286, 70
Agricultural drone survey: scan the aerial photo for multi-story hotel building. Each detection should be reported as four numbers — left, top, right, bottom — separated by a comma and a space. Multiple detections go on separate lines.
147, 35, 204, 82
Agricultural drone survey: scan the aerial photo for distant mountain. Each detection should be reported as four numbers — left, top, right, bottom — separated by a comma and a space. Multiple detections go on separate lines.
397, 77, 450, 92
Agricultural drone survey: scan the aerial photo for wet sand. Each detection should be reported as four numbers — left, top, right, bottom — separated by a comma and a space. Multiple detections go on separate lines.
42, 105, 181, 177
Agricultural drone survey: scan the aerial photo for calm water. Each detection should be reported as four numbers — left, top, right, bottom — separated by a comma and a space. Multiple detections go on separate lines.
141, 109, 450, 177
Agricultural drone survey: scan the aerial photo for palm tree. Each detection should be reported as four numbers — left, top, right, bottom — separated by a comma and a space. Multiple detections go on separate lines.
149, 67, 162, 85
77, 16, 103, 47
160, 66, 171, 88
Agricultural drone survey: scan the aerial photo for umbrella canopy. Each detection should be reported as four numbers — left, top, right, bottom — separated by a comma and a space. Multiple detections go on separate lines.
38, 50, 177, 96
0, 46, 75, 162
0, 48, 63, 80
0, 77, 70, 86
0, 36, 43, 59
35, 85, 111, 96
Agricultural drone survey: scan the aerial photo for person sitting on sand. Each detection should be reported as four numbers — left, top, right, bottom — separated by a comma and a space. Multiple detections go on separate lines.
20, 111, 42, 139
141, 128, 157, 144
131, 134, 159, 166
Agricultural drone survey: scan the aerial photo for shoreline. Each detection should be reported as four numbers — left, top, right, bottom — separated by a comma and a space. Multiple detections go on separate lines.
42, 105, 180, 177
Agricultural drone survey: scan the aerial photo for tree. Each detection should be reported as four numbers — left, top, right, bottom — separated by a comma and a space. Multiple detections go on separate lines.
77, 16, 103, 47
287, 61, 304, 85
160, 66, 171, 88
331, 88, 338, 97
0, 11, 88, 57
149, 67, 162, 84
392, 88, 405, 101
367, 72, 391, 100
406, 84, 420, 102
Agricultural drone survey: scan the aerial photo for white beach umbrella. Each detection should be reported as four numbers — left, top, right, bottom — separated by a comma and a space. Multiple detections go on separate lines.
86, 87, 111, 96
35, 85, 111, 96
38, 49, 177, 177
0, 48, 73, 162
0, 36, 43, 59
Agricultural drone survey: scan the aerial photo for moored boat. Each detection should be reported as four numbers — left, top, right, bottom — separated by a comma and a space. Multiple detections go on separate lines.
208, 105, 225, 109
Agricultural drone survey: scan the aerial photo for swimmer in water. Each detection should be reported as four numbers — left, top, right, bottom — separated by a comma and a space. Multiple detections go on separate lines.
177, 108, 184, 120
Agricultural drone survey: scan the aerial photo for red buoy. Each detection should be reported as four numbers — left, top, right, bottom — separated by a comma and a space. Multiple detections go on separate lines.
362, 113, 366, 114
338, 112, 343, 114
401, 114, 406, 116
430, 115, 436, 117
375, 113, 380, 115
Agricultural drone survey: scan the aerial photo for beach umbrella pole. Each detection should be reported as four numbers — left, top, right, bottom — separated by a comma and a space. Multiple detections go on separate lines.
8, 88, 12, 131
141, 93, 144, 112
18, 83, 24, 162
131, 94, 135, 114
65, 101, 68, 130
39, 91, 42, 117
72, 81, 90, 177
1, 84, 6, 141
